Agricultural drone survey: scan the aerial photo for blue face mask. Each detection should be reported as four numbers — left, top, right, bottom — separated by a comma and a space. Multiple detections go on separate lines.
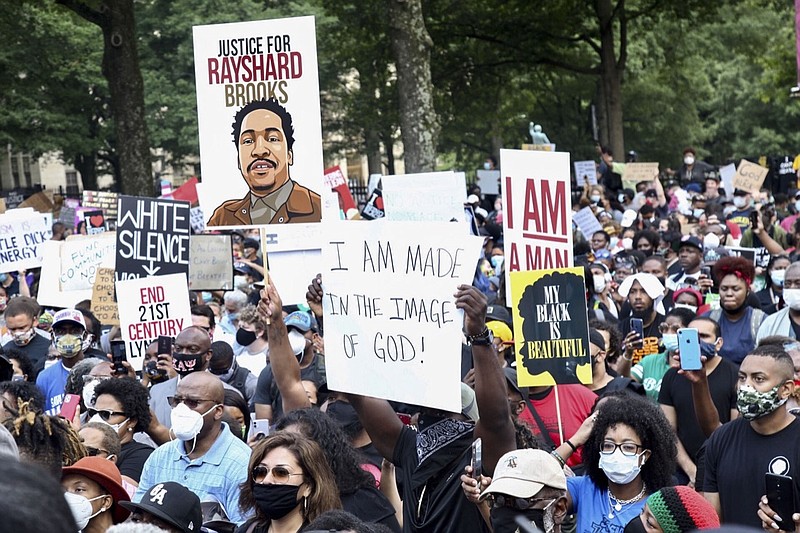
700, 340, 717, 358
662, 334, 679, 353
0, 273, 7, 283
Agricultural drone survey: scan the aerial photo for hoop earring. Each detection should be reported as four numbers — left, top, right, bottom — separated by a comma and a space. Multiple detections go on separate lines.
303, 497, 308, 515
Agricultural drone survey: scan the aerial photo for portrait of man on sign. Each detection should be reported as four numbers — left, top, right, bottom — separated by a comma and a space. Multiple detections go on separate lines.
208, 98, 322, 226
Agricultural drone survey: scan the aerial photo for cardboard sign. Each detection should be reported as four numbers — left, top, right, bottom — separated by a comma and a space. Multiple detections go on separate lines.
117, 272, 192, 368
19, 191, 54, 213
382, 171, 466, 222
573, 160, 598, 187
189, 234, 234, 290
572, 206, 604, 240
91, 267, 119, 326
84, 209, 106, 235
193, 16, 324, 228
500, 149, 573, 303
476, 169, 501, 195
0, 211, 49, 271
322, 221, 483, 412
82, 190, 119, 220
361, 190, 385, 220
522, 143, 556, 152
115, 196, 191, 282
733, 160, 769, 194
37, 234, 117, 307
622, 162, 659, 190
510, 267, 591, 386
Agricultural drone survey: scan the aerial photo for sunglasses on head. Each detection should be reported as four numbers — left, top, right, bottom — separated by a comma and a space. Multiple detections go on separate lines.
86, 408, 126, 421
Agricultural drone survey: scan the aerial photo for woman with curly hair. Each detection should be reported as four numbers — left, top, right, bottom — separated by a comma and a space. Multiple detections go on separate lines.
90, 377, 153, 483
275, 408, 401, 532
566, 392, 676, 533
238, 432, 341, 533
703, 256, 766, 364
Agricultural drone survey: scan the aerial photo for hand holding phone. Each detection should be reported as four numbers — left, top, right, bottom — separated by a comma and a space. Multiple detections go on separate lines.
251, 419, 270, 441
60, 394, 81, 421
110, 341, 127, 375
471, 438, 483, 480
630, 318, 644, 339
678, 328, 702, 371
766, 473, 795, 531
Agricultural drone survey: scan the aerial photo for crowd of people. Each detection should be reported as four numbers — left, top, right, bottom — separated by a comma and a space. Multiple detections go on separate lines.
2, 148, 800, 533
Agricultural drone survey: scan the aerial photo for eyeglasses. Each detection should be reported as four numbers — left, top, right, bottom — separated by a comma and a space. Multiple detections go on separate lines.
167, 396, 214, 409
658, 323, 680, 334
488, 495, 554, 511
85, 446, 110, 457
601, 441, 644, 456
82, 375, 110, 383
86, 408, 126, 421
252, 465, 305, 485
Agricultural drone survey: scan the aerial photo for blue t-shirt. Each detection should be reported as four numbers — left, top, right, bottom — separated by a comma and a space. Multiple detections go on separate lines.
703, 307, 762, 364
36, 362, 70, 415
567, 475, 645, 533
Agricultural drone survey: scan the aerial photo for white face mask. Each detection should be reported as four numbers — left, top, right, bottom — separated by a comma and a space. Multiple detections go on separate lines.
599, 449, 645, 485
81, 334, 94, 353
703, 233, 720, 249
621, 238, 633, 251
590, 194, 602, 204
89, 413, 130, 434
170, 402, 218, 442
684, 155, 695, 166
783, 289, 800, 311
733, 197, 747, 209
593, 274, 607, 294
693, 208, 705, 219
771, 269, 786, 287
794, 200, 800, 212
82, 379, 104, 408
288, 330, 309, 361
64, 492, 107, 531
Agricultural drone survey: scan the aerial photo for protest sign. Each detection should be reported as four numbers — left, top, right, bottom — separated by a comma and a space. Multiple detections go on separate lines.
189, 234, 234, 290
572, 206, 604, 240
91, 267, 119, 326
84, 210, 106, 235
500, 149, 573, 303
193, 16, 324, 228
82, 190, 119, 220
476, 169, 501, 195
573, 160, 598, 187
19, 191, 54, 214
361, 190, 385, 220
322, 221, 483, 412
382, 171, 466, 222
37, 233, 116, 307
719, 163, 736, 199
510, 267, 591, 386
59, 198, 79, 228
115, 195, 191, 282
733, 159, 769, 194
621, 162, 658, 190
727, 245, 770, 268
522, 143, 556, 152
324, 166, 358, 217
3, 191, 24, 210
0, 211, 48, 272
189, 207, 205, 233
171, 176, 200, 205
117, 272, 192, 368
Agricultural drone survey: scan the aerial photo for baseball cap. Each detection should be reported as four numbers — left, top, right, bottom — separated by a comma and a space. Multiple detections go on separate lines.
284, 311, 313, 333
120, 482, 203, 533
52, 309, 86, 331
232, 262, 255, 276
242, 237, 259, 251
481, 449, 566, 500
733, 189, 749, 196
485, 305, 512, 328
503, 367, 528, 401
467, 194, 480, 205
486, 320, 512, 344
62, 457, 130, 523
678, 235, 703, 252
621, 209, 638, 228
461, 383, 479, 422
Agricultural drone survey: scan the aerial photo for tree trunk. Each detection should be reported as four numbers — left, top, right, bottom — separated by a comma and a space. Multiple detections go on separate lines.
73, 153, 97, 191
387, 0, 439, 173
59, 0, 152, 196
382, 129, 396, 176
365, 127, 383, 175
596, 0, 625, 159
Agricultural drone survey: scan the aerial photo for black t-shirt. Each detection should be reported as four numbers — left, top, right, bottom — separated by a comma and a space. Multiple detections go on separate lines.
4, 334, 51, 372
117, 440, 154, 482
359, 442, 384, 470
393, 425, 489, 533
704, 417, 800, 527
658, 359, 738, 461
340, 486, 401, 532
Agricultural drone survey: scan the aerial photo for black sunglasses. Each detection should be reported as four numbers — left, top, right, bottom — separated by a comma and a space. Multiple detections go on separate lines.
167, 396, 214, 409
86, 408, 126, 421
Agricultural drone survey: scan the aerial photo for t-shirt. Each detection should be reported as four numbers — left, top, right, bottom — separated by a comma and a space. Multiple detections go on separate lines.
702, 307, 764, 364
36, 361, 70, 415
631, 352, 672, 402
253, 359, 325, 422
117, 440, 154, 483
524, 385, 597, 467
704, 417, 800, 527
658, 359, 738, 461
567, 475, 646, 533
4, 334, 52, 373
620, 314, 665, 364
727, 208, 754, 233
340, 486, 401, 532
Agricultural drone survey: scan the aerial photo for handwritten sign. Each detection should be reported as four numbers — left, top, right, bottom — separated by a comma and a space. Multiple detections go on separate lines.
324, 166, 358, 216
573, 160, 598, 187
361, 190, 385, 220
733, 160, 769, 194
476, 169, 501, 195
189, 207, 205, 234
719, 163, 736, 199
91, 267, 119, 326
84, 209, 106, 235
0, 211, 49, 271
117, 272, 192, 368
37, 234, 117, 307
322, 221, 483, 412
82, 190, 119, 220
115, 196, 191, 282
382, 171, 466, 222
572, 206, 604, 240
189, 235, 234, 290
500, 149, 573, 303
622, 162, 659, 190
510, 267, 591, 386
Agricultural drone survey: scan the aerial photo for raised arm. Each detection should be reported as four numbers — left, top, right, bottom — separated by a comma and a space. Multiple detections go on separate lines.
457, 285, 516, 475
347, 393, 405, 462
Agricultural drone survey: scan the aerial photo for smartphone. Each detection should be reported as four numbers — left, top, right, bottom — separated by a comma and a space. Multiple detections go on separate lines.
750, 211, 760, 228
700, 266, 711, 278
471, 438, 483, 479
630, 318, 644, 339
110, 340, 127, 375
60, 394, 80, 420
251, 419, 270, 440
678, 328, 702, 370
157, 335, 172, 355
766, 473, 795, 531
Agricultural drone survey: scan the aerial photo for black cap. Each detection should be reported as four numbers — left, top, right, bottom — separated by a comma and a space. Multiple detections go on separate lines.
504, 367, 528, 401
486, 305, 512, 328
733, 189, 749, 196
242, 237, 259, 251
120, 482, 203, 533
233, 261, 255, 276
679, 235, 703, 252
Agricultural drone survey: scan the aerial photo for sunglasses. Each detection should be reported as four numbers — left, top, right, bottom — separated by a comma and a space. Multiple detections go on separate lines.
85, 446, 110, 457
167, 396, 214, 409
252, 465, 304, 485
86, 408, 126, 421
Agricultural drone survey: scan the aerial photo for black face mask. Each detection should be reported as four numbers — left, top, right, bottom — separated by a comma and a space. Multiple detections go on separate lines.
236, 328, 257, 347
491, 506, 547, 533
326, 401, 362, 437
416, 412, 447, 431
253, 483, 301, 520
173, 353, 205, 376
624, 515, 647, 533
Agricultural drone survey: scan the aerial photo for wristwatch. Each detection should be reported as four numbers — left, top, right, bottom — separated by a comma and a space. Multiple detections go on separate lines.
465, 326, 494, 346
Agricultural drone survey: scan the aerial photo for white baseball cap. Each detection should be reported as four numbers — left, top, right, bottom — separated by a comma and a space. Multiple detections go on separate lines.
480, 449, 566, 500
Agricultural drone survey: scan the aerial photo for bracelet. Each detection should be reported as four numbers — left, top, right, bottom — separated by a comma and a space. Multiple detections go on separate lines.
565, 439, 578, 454
550, 450, 566, 467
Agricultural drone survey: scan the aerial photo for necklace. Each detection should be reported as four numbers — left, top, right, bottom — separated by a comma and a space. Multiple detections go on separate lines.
606, 484, 646, 519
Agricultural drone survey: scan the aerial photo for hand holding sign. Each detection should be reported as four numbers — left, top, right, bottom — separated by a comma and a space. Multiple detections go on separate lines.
258, 278, 284, 325
454, 284, 488, 336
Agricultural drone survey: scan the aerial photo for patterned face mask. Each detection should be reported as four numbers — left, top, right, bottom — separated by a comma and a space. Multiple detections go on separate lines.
737, 383, 787, 420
